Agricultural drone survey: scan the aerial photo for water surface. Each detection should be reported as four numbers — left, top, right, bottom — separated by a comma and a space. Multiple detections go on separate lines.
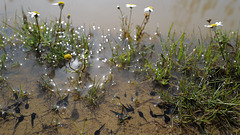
1, 0, 240, 35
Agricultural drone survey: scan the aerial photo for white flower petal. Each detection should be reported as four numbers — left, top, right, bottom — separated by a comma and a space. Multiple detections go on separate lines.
126, 4, 136, 8
216, 22, 223, 26
204, 22, 223, 28
28, 11, 40, 18
144, 6, 154, 12
52, 3, 58, 6
204, 25, 212, 28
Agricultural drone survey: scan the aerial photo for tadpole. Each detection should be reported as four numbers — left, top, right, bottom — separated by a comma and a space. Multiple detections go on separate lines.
138, 111, 147, 122
94, 124, 105, 135
164, 114, 170, 124
71, 102, 79, 121
13, 93, 18, 100
13, 115, 25, 135
31, 113, 36, 128
25, 102, 29, 109
14, 106, 20, 114
56, 94, 69, 107
124, 91, 127, 97
71, 108, 79, 121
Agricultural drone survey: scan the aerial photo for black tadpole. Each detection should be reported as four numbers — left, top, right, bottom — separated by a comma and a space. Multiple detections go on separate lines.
56, 94, 69, 107
164, 114, 170, 124
138, 111, 147, 122
94, 124, 105, 135
135, 91, 139, 97
14, 106, 21, 114
149, 106, 163, 118
31, 113, 36, 128
25, 103, 29, 109
13, 93, 18, 100
122, 103, 134, 113
110, 110, 122, 117
13, 115, 25, 135
149, 106, 156, 118
124, 91, 127, 97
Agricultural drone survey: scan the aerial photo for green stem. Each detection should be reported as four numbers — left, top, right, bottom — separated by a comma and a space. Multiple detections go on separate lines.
81, 58, 86, 72
141, 12, 151, 33
59, 8, 63, 31
35, 16, 41, 52
127, 8, 133, 32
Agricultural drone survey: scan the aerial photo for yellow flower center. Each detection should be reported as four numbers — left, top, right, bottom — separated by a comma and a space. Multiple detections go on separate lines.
210, 23, 217, 27
64, 54, 72, 60
67, 14, 71, 18
33, 11, 40, 15
58, 1, 65, 5
149, 6, 154, 10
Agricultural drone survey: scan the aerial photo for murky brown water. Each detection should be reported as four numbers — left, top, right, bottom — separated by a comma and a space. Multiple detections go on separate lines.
0, 0, 240, 134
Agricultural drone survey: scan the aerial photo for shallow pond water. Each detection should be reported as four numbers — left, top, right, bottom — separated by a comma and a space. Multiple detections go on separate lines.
1, 0, 240, 34
0, 0, 240, 135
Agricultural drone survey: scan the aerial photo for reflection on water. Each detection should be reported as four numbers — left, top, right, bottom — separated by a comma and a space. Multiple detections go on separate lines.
172, 0, 240, 33
201, 0, 218, 17
48, 0, 55, 2
1, 0, 240, 34
173, 0, 202, 27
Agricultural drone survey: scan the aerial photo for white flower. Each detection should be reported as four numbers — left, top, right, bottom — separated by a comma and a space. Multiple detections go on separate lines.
126, 4, 136, 8
144, 6, 154, 12
204, 22, 223, 28
117, 5, 120, 9
28, 11, 40, 18
52, 1, 65, 6
52, 1, 65, 9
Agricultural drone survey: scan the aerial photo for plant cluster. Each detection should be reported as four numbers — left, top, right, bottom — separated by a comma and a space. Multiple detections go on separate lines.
13, 2, 89, 69
110, 4, 154, 69
150, 21, 240, 134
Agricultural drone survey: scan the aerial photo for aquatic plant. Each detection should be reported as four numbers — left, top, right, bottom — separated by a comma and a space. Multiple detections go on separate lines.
13, 5, 89, 69
163, 76, 240, 134
0, 53, 6, 71
117, 4, 153, 44
126, 4, 136, 35
28, 11, 41, 54
136, 6, 154, 43
110, 5, 155, 69
8, 84, 29, 102
84, 78, 105, 108
72, 113, 91, 135
66, 13, 71, 29
117, 4, 136, 42
64, 51, 88, 75
52, 1, 65, 31
143, 23, 184, 85
154, 23, 240, 134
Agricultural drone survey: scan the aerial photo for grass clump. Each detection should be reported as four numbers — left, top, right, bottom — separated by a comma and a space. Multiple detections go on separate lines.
0, 53, 6, 71
13, 6, 89, 69
109, 10, 240, 133
84, 78, 105, 108
110, 5, 154, 69
169, 77, 240, 134
153, 22, 240, 134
